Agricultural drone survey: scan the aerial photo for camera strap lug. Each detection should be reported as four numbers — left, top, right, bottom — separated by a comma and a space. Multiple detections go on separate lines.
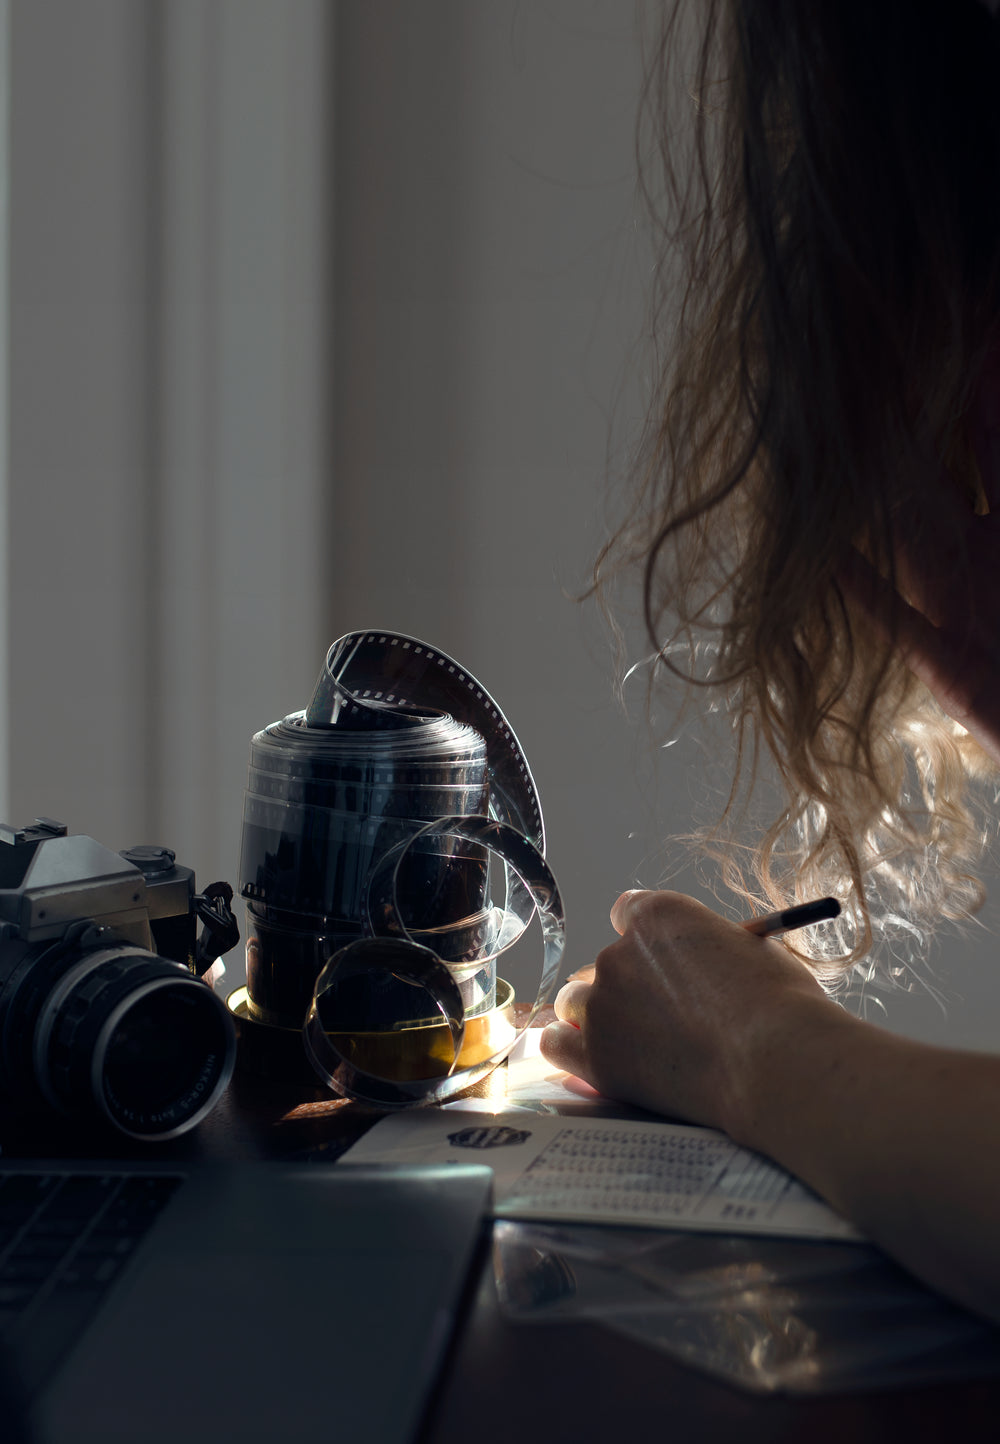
193, 882, 240, 982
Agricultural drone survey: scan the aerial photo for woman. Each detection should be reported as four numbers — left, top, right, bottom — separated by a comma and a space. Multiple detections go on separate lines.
541, 0, 1000, 1320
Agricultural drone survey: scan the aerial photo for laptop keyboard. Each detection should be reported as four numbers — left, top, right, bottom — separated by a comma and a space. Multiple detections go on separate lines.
0, 1170, 183, 1396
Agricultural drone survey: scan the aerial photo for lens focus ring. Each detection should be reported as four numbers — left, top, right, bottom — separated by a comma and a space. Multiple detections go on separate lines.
39, 949, 235, 1139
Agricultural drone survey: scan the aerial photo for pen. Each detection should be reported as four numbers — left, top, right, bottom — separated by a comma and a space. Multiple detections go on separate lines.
557, 895, 841, 1029
742, 896, 841, 937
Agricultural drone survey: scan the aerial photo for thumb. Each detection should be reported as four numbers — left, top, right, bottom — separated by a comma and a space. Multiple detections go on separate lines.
609, 889, 652, 936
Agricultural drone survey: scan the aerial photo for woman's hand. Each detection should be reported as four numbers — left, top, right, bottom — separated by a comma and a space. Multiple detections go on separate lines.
540, 888, 1000, 1321
539, 889, 831, 1138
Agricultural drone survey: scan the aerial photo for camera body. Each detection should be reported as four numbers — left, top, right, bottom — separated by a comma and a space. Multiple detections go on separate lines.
0, 819, 238, 1140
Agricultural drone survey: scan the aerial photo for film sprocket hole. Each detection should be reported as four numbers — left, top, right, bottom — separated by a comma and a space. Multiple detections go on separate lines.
0, 819, 238, 1140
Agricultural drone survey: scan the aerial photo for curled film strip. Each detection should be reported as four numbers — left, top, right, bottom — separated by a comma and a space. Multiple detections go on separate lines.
305, 817, 564, 1106
238, 631, 564, 1104
305, 631, 545, 851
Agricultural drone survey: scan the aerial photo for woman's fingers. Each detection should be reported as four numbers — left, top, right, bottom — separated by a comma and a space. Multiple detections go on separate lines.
539, 1018, 588, 1073
553, 978, 591, 1026
610, 888, 654, 935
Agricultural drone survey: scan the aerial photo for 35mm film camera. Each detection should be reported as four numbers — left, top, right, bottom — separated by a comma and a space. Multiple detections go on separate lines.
0, 819, 238, 1140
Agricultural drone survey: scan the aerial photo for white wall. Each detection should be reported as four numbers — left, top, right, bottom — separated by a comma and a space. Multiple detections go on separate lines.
9, 0, 155, 840
0, 0, 9, 817
7, 0, 332, 899
5, 0, 999, 1048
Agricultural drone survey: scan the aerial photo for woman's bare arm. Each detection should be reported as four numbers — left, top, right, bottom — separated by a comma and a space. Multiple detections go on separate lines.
540, 889, 1000, 1321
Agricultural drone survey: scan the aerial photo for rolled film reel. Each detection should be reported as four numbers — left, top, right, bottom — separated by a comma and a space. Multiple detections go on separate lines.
305, 632, 545, 850
237, 631, 563, 1102
304, 817, 564, 1106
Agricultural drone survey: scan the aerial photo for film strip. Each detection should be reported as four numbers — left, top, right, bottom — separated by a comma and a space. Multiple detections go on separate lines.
238, 630, 565, 1105
304, 817, 564, 1107
305, 631, 545, 851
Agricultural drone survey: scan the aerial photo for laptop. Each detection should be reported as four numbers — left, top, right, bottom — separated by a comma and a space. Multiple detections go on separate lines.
0, 1158, 492, 1444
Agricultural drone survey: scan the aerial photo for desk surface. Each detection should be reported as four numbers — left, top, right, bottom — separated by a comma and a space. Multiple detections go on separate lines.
4, 1047, 1000, 1443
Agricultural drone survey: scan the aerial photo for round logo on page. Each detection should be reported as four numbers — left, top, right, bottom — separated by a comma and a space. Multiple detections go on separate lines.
447, 1125, 532, 1149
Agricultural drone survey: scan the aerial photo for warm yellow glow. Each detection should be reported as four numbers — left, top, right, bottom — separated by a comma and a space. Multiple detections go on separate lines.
279, 1097, 352, 1122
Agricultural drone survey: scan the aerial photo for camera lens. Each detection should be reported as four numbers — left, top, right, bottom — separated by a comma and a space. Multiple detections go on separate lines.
96, 977, 234, 1137
0, 941, 236, 1140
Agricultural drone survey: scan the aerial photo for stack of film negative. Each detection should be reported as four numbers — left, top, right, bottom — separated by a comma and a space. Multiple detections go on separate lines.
229, 632, 563, 1104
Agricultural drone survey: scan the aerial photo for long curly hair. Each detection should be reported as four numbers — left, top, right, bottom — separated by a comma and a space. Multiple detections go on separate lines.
604, 0, 1000, 980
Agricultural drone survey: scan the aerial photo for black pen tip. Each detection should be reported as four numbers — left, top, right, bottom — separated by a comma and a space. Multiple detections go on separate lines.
789, 897, 840, 926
